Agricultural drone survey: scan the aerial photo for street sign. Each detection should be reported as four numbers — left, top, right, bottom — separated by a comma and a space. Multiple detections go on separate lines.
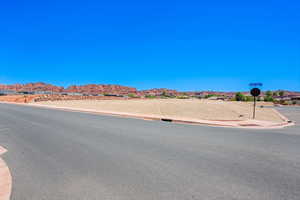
249, 83, 263, 119
250, 88, 261, 97
249, 83, 263, 88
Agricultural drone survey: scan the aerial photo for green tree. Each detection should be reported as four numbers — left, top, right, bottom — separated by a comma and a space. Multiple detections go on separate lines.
273, 91, 278, 96
265, 90, 272, 97
235, 92, 245, 101
279, 90, 284, 97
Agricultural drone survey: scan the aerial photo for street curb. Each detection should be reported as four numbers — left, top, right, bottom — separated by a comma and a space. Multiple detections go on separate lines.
0, 101, 294, 129
271, 108, 290, 122
0, 146, 12, 200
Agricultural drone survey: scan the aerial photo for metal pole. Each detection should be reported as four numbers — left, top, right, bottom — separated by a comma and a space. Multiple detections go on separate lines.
253, 96, 256, 119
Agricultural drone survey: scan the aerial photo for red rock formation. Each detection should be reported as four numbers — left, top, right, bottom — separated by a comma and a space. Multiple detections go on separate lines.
1, 82, 299, 97
139, 88, 179, 96
0, 82, 63, 93
0, 82, 137, 95
65, 84, 137, 95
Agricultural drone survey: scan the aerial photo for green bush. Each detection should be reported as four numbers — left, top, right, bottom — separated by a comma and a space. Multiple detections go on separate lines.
245, 96, 254, 102
128, 93, 138, 98
235, 92, 245, 101
264, 96, 274, 102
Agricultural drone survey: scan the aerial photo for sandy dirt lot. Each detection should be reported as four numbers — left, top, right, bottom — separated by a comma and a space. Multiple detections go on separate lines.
0, 95, 39, 103
33, 99, 283, 122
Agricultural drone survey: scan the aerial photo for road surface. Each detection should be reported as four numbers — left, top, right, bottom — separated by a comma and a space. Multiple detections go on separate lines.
0, 103, 300, 200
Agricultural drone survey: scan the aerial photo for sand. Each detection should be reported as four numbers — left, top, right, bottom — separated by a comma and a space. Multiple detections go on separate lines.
33, 99, 283, 123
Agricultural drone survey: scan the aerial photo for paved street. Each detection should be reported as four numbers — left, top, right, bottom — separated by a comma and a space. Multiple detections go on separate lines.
0, 103, 300, 200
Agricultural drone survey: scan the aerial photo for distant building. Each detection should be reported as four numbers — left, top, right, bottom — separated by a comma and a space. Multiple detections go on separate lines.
33, 91, 54, 95
103, 94, 118, 97
291, 96, 300, 104
0, 90, 17, 95
207, 96, 225, 100
63, 92, 83, 96
17, 91, 34, 95
273, 96, 291, 101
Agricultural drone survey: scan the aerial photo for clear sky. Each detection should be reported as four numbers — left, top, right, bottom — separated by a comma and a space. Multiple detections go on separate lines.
0, 0, 299, 91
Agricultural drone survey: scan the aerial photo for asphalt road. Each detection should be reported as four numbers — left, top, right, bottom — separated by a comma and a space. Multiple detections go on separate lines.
0, 103, 300, 200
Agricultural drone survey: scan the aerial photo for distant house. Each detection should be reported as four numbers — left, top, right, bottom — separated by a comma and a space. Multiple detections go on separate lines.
103, 94, 118, 97
273, 96, 291, 101
194, 92, 206, 98
17, 91, 34, 95
207, 96, 225, 100
64, 92, 83, 96
33, 91, 53, 95
291, 96, 300, 104
0, 90, 17, 95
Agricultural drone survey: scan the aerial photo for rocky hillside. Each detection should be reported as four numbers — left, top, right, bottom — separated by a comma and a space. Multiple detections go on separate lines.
0, 82, 299, 97
0, 82, 137, 95
0, 82, 64, 93
65, 84, 137, 95
139, 88, 180, 96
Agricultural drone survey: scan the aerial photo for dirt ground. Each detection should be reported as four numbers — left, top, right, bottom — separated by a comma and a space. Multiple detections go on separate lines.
32, 99, 282, 122
0, 95, 39, 103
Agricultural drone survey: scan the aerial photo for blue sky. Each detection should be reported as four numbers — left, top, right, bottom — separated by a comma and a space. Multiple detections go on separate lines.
0, 0, 299, 91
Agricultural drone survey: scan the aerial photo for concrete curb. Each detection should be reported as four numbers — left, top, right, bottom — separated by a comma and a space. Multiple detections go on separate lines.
0, 146, 12, 200
272, 108, 290, 122
0, 101, 294, 129
28, 104, 294, 129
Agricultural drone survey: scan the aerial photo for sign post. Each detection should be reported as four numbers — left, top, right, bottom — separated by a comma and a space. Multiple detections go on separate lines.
249, 83, 262, 119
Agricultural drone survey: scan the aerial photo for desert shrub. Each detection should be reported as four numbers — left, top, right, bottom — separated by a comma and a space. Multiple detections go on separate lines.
176, 96, 189, 99
282, 101, 289, 105
160, 91, 175, 98
161, 91, 168, 97
204, 94, 215, 98
145, 95, 156, 99
128, 93, 138, 98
